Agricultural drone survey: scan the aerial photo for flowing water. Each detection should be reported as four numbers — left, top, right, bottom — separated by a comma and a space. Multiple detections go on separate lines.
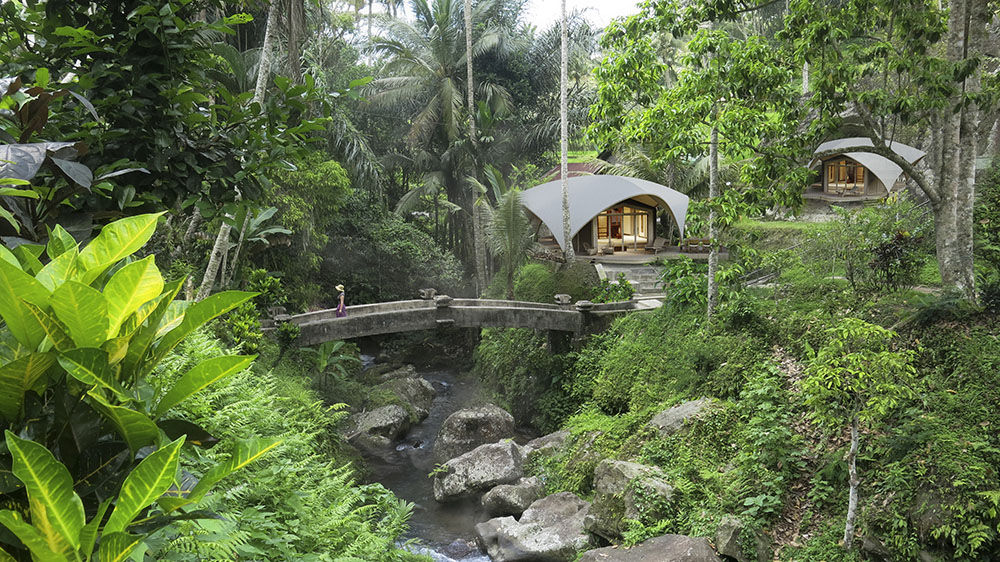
363, 364, 492, 561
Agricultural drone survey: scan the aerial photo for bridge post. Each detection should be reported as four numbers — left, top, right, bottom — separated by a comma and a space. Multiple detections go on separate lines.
434, 295, 455, 327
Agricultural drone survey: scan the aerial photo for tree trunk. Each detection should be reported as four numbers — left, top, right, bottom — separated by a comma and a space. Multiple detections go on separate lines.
466, 0, 486, 296
929, 0, 980, 300
224, 211, 250, 288
560, 0, 574, 261
254, 2, 278, 104
197, 2, 277, 301
843, 415, 860, 549
289, 0, 304, 83
706, 119, 719, 324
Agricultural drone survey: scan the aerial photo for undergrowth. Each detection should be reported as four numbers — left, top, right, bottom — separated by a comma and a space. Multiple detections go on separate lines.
146, 332, 425, 561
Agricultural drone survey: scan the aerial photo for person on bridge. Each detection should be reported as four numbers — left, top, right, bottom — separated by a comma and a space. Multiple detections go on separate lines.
335, 284, 347, 318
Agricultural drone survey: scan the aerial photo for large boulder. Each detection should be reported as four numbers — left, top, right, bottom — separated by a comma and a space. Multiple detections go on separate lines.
648, 399, 713, 437
524, 430, 570, 458
434, 404, 515, 463
377, 363, 418, 382
345, 405, 410, 452
482, 476, 546, 517
578, 534, 721, 562
433, 441, 524, 502
376, 377, 436, 421
585, 460, 674, 541
476, 492, 592, 562
715, 516, 770, 562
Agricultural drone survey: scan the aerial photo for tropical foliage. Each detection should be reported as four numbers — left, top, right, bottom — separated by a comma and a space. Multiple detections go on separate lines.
0, 214, 271, 560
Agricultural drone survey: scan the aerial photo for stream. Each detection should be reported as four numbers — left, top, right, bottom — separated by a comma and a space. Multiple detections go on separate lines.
363, 364, 493, 562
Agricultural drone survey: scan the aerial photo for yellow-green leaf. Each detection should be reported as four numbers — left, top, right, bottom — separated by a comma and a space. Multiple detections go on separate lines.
79, 498, 111, 560
121, 279, 183, 375
35, 245, 79, 291
87, 393, 158, 452
0, 259, 51, 348
98, 532, 142, 562
45, 224, 78, 260
4, 431, 85, 558
154, 355, 254, 417
188, 437, 281, 503
0, 510, 68, 562
58, 348, 128, 400
104, 437, 184, 534
104, 256, 163, 337
78, 213, 163, 285
0, 353, 56, 421
21, 302, 73, 352
0, 245, 17, 267
103, 337, 129, 366
151, 291, 256, 365
50, 281, 109, 348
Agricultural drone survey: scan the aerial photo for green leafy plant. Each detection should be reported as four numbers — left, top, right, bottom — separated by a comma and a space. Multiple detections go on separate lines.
0, 213, 275, 560
801, 319, 917, 550
592, 272, 635, 302
300, 340, 362, 380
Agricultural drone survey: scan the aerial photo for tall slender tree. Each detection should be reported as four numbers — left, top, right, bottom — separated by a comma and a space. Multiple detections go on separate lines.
197, 2, 279, 301
466, 0, 487, 295
560, 0, 574, 261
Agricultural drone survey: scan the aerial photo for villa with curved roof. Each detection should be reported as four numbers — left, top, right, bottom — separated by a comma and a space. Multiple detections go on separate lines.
520, 175, 689, 255
808, 137, 926, 201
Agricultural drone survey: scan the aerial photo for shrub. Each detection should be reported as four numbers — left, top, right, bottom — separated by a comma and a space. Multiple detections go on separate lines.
816, 199, 931, 294
592, 272, 635, 302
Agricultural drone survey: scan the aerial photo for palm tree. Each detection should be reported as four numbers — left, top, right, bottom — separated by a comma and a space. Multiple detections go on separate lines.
484, 185, 536, 299
370, 0, 513, 268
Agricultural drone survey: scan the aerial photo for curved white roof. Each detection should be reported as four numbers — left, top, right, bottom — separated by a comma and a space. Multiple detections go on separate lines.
520, 175, 689, 250
813, 137, 926, 192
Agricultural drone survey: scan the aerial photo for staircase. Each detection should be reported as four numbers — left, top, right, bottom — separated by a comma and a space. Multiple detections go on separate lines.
598, 263, 664, 296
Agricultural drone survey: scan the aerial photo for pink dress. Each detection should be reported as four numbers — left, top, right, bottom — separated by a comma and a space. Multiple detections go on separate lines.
336, 292, 347, 318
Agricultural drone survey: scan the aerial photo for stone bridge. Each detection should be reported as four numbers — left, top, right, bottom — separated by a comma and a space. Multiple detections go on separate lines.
271, 296, 662, 346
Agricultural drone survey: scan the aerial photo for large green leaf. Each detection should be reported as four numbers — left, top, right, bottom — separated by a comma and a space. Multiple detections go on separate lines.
35, 246, 79, 291
0, 244, 18, 267
150, 291, 256, 366
0, 259, 50, 347
0, 510, 69, 562
46, 224, 78, 260
154, 355, 255, 417
12, 244, 44, 275
22, 301, 73, 352
154, 300, 190, 338
87, 393, 158, 452
121, 280, 183, 376
0, 353, 56, 421
50, 281, 110, 348
5, 431, 85, 559
187, 437, 281, 504
97, 532, 142, 562
104, 256, 163, 337
58, 348, 127, 400
104, 436, 183, 534
79, 498, 112, 560
77, 213, 163, 285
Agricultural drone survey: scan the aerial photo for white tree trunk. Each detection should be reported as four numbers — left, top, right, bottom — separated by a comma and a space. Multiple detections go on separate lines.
560, 0, 574, 261
466, 0, 486, 296
706, 120, 719, 324
197, 2, 277, 301
843, 415, 860, 549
